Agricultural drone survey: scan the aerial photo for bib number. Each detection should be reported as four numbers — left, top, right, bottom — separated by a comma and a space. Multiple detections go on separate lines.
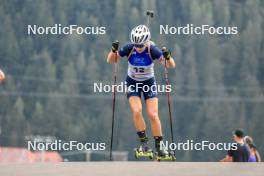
134, 67, 145, 73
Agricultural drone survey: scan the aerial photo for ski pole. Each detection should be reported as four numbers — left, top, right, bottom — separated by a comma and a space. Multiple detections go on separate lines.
110, 46, 118, 161
164, 55, 175, 145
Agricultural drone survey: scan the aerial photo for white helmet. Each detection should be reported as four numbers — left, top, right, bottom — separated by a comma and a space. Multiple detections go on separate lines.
130, 25, 151, 44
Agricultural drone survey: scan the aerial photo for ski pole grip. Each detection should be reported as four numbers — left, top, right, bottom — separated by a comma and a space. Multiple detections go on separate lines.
112, 40, 119, 53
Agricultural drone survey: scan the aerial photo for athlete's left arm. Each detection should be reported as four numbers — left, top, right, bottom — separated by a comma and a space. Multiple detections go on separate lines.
153, 46, 176, 68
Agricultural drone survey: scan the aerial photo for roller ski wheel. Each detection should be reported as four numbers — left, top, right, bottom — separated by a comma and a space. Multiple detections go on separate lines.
134, 146, 154, 160
155, 151, 176, 162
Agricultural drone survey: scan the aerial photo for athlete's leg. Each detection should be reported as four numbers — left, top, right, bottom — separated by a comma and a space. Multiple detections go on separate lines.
145, 97, 162, 136
128, 96, 146, 132
142, 78, 167, 154
126, 76, 148, 144
146, 97, 168, 156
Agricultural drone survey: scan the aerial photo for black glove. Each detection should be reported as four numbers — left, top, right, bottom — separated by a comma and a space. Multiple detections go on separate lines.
162, 47, 171, 60
112, 40, 119, 53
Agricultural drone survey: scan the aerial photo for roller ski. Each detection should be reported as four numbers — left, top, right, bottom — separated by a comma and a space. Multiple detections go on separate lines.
155, 148, 176, 161
134, 138, 154, 160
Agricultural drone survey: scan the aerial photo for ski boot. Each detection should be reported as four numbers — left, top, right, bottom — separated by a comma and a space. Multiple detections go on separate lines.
134, 141, 154, 160
155, 148, 176, 161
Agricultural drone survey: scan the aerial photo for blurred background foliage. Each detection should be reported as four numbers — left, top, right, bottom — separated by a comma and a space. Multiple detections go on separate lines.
0, 0, 263, 161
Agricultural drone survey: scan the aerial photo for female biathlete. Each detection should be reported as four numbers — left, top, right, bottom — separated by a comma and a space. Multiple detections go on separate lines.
107, 25, 176, 159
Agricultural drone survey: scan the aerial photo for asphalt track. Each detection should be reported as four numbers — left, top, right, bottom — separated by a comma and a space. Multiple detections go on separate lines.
0, 162, 263, 176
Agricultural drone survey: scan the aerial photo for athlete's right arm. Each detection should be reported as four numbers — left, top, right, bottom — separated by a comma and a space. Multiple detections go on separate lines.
107, 41, 120, 64
107, 43, 133, 64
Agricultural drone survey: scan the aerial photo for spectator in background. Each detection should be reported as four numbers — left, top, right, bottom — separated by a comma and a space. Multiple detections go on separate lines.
244, 136, 261, 162
220, 129, 250, 162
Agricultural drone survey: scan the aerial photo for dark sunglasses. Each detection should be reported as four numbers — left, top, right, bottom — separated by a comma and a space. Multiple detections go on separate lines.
134, 44, 145, 48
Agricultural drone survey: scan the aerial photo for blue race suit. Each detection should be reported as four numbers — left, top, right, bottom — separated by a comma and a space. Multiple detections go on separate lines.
118, 42, 163, 100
